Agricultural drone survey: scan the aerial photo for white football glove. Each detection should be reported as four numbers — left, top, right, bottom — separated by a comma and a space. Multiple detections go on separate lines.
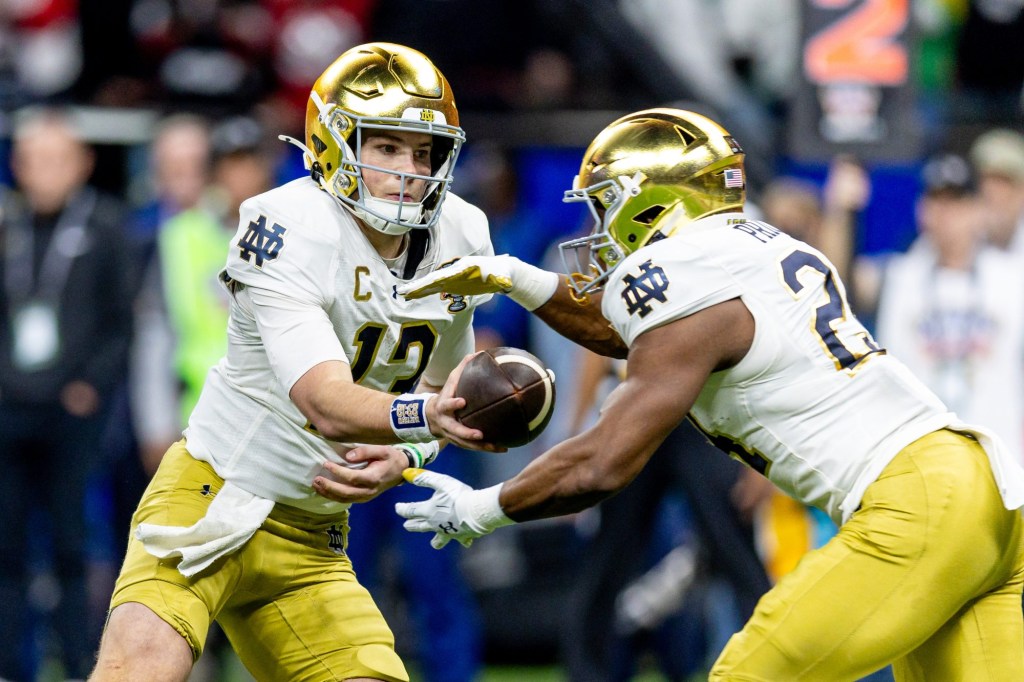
397, 255, 559, 311
395, 468, 514, 549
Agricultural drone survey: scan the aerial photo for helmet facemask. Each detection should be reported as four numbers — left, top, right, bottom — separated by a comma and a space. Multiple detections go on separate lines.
560, 177, 635, 299
307, 91, 464, 235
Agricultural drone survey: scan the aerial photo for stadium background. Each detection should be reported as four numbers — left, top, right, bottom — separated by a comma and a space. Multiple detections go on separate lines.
1, 1, 1021, 680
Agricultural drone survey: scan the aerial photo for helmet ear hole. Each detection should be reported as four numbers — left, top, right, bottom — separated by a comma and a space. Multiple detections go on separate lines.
430, 137, 455, 175
632, 204, 666, 225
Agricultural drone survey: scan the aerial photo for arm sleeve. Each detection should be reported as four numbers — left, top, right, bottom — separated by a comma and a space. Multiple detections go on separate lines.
245, 286, 348, 393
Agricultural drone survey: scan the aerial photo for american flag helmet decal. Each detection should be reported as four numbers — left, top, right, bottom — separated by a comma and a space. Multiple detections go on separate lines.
723, 168, 744, 188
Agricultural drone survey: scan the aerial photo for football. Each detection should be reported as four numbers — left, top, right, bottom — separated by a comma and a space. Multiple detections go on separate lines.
455, 347, 557, 448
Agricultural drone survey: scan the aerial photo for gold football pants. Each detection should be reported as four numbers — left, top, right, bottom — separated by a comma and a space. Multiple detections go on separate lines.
109, 441, 408, 682
710, 429, 1024, 681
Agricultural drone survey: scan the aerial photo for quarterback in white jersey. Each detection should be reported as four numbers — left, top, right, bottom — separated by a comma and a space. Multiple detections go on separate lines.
385, 109, 1024, 681
186, 177, 491, 513
93, 44, 494, 682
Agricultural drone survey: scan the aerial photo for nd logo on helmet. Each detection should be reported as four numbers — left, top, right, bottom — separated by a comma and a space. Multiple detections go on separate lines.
419, 110, 436, 122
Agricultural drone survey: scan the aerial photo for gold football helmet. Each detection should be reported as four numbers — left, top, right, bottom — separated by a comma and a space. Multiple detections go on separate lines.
560, 108, 745, 297
282, 42, 465, 235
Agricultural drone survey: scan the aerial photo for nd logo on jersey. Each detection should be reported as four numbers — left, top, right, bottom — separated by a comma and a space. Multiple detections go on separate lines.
621, 260, 670, 318
238, 215, 287, 268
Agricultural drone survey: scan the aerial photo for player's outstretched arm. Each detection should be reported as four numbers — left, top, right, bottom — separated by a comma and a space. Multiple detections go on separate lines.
398, 254, 557, 305
289, 358, 498, 450
397, 298, 755, 545
399, 254, 628, 358
531, 283, 628, 359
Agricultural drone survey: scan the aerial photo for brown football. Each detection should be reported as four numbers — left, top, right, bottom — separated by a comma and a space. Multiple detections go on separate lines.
455, 347, 556, 448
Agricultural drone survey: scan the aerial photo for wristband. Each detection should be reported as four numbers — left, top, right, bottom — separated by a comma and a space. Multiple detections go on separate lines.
395, 441, 441, 469
466, 483, 515, 533
390, 392, 437, 443
506, 259, 560, 311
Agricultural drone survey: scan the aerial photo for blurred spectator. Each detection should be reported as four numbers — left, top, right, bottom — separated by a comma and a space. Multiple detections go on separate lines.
160, 115, 275, 426
757, 177, 822, 243
0, 0, 82, 104
129, 113, 212, 251
970, 127, 1024, 255
0, 107, 134, 680
875, 153, 1024, 464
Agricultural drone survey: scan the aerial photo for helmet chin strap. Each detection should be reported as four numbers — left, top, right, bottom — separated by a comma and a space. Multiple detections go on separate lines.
348, 197, 425, 235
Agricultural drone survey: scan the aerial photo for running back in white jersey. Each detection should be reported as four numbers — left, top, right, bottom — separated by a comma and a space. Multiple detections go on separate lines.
602, 212, 966, 524
184, 177, 493, 514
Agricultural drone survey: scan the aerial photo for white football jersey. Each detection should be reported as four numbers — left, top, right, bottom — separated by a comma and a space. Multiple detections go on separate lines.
184, 178, 493, 514
602, 213, 1024, 525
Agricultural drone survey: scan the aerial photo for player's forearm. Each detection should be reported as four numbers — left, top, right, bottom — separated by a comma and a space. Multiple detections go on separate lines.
497, 397, 660, 521
498, 432, 635, 520
499, 366, 689, 521
291, 364, 439, 445
532, 283, 629, 359
302, 379, 404, 443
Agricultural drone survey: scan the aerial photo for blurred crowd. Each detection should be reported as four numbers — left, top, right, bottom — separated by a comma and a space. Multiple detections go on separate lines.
2, 1, 1024, 681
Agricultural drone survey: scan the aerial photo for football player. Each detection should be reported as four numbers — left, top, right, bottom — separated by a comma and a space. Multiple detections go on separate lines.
378, 109, 1024, 681
91, 43, 495, 682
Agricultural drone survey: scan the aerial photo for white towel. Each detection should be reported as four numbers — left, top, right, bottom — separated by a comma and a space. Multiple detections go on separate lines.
136, 481, 275, 577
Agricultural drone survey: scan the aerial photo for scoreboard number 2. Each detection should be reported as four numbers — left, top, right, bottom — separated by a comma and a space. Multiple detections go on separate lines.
788, 0, 917, 158
805, 0, 909, 86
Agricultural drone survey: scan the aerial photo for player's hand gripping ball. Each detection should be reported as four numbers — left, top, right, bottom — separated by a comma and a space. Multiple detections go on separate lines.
455, 347, 556, 448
